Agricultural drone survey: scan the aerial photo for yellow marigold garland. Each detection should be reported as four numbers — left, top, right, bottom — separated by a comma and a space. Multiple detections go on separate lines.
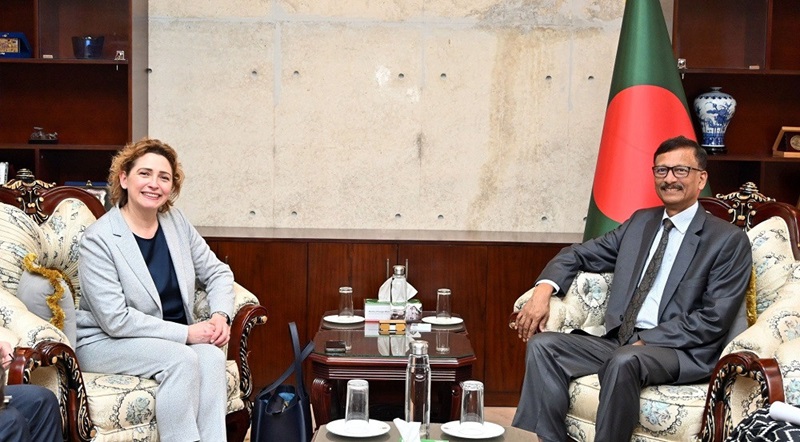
23, 253, 66, 330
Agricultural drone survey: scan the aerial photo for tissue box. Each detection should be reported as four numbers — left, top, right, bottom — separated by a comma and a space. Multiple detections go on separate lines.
364, 299, 392, 320
364, 299, 422, 321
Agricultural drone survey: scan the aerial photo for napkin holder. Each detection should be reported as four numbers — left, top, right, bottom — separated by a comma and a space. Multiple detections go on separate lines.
379, 319, 406, 335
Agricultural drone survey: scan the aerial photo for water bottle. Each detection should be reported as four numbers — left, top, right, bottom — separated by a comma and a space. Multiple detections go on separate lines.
405, 340, 431, 438
390, 265, 407, 320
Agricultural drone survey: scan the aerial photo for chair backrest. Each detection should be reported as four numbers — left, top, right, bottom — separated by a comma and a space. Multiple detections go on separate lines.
0, 169, 106, 224
700, 181, 800, 260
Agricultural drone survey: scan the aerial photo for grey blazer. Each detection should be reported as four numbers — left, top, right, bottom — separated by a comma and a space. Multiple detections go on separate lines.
76, 206, 234, 347
540, 205, 752, 383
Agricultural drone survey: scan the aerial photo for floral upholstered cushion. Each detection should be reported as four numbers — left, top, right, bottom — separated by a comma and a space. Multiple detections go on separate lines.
513, 271, 613, 336
83, 360, 244, 442
17, 269, 76, 346
722, 287, 800, 427
566, 374, 708, 442
746, 216, 798, 314
0, 204, 46, 294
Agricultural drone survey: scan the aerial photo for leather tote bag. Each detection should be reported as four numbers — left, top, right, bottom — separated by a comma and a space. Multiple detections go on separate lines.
251, 322, 314, 442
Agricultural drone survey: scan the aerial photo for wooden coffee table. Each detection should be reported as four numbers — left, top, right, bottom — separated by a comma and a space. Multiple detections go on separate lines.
311, 422, 538, 441
310, 311, 476, 427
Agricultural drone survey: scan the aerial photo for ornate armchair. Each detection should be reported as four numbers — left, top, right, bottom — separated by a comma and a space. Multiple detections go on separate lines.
0, 171, 268, 441
509, 182, 800, 441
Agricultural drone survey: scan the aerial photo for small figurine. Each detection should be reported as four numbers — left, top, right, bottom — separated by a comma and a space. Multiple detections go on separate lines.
29, 127, 58, 144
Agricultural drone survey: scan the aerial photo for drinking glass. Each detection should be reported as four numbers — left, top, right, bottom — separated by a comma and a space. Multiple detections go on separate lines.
435, 330, 450, 353
460, 380, 484, 435
345, 379, 370, 426
339, 286, 354, 317
436, 288, 452, 319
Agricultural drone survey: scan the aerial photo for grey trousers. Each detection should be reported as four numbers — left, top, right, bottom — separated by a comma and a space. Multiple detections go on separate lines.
0, 384, 63, 442
77, 337, 227, 441
511, 331, 679, 442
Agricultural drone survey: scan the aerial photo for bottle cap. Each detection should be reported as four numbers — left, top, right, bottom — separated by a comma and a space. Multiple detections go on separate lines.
410, 340, 428, 355
437, 288, 451, 295
393, 265, 406, 277
339, 286, 353, 294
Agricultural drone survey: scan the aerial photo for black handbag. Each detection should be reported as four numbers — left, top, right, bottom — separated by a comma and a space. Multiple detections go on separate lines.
251, 322, 315, 442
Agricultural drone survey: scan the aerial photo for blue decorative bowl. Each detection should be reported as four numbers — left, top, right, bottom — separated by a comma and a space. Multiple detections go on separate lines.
71, 36, 104, 59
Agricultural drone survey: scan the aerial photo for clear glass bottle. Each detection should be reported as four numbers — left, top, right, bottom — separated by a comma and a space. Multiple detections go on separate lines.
389, 265, 407, 320
405, 340, 431, 438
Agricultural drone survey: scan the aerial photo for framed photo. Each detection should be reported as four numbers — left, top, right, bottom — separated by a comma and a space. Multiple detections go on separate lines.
65, 181, 112, 211
0, 32, 32, 58
0, 162, 8, 184
772, 126, 800, 158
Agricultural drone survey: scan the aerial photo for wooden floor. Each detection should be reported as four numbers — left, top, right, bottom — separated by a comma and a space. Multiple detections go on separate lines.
244, 407, 516, 440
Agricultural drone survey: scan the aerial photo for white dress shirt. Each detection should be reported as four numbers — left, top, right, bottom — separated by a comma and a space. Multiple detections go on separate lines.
635, 202, 699, 329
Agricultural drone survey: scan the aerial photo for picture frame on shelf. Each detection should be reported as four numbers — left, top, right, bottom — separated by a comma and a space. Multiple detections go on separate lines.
65, 181, 112, 211
0, 32, 32, 58
772, 126, 800, 158
0, 162, 8, 185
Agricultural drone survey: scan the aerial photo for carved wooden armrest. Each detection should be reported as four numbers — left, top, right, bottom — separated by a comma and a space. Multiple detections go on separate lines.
700, 351, 784, 442
8, 341, 94, 442
228, 303, 268, 407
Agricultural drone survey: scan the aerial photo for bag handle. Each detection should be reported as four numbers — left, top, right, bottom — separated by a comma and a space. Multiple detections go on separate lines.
262, 322, 314, 397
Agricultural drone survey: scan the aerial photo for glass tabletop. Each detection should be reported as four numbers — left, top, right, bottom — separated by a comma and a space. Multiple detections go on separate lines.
314, 311, 473, 360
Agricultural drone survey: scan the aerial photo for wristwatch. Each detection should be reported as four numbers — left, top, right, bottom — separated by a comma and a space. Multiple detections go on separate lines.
212, 311, 231, 325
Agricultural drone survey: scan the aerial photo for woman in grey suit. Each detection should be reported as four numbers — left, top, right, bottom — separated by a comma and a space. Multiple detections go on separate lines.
75, 138, 234, 441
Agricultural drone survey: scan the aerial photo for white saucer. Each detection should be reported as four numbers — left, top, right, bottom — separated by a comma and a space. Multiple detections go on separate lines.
326, 419, 391, 438
422, 316, 464, 326
323, 315, 365, 324
440, 421, 505, 439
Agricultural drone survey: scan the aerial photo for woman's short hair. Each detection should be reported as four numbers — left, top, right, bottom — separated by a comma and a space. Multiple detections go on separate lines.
108, 138, 184, 212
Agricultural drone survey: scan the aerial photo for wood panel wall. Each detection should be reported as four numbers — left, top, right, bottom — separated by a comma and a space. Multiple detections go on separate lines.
203, 229, 572, 406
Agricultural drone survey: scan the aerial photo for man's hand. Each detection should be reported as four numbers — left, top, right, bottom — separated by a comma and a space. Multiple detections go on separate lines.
515, 284, 554, 342
1, 340, 13, 370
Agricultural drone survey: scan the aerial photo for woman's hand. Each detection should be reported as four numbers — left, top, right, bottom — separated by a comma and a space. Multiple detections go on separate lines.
187, 322, 217, 345
209, 313, 231, 347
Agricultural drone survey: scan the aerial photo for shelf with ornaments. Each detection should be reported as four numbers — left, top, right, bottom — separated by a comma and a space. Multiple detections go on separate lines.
672, 0, 800, 205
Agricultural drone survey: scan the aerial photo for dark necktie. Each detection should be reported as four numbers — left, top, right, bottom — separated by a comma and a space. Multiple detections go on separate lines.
618, 218, 675, 344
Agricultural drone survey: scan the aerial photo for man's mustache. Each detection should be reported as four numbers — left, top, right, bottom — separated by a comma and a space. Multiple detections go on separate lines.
660, 183, 684, 191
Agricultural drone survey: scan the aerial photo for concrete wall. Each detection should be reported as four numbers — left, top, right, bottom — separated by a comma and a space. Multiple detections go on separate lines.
148, 0, 638, 233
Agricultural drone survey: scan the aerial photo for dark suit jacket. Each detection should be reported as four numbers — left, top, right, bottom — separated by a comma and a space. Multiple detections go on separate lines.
540, 205, 752, 383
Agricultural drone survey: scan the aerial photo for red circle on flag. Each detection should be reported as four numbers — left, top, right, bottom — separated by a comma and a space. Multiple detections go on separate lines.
592, 85, 696, 223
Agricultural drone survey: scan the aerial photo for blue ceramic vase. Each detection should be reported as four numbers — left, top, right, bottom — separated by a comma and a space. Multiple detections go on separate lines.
693, 87, 736, 154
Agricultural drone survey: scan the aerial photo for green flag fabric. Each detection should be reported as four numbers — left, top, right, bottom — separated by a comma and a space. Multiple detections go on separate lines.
583, 0, 706, 241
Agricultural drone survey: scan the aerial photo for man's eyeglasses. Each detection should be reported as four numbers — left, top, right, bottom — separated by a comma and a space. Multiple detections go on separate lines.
651, 165, 704, 178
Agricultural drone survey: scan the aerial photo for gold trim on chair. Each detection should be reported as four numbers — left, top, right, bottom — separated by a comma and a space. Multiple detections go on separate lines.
1, 168, 56, 223
714, 182, 776, 230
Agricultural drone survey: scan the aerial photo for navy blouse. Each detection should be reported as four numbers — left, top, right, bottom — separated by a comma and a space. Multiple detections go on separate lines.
133, 224, 187, 325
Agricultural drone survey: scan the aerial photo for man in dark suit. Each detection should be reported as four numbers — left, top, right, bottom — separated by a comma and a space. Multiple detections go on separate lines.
511, 136, 752, 442
1, 340, 63, 442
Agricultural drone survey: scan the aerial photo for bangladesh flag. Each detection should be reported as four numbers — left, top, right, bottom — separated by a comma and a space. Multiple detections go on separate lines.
583, 0, 708, 241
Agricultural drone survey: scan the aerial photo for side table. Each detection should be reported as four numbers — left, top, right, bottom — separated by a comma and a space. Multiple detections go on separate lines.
310, 313, 476, 427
